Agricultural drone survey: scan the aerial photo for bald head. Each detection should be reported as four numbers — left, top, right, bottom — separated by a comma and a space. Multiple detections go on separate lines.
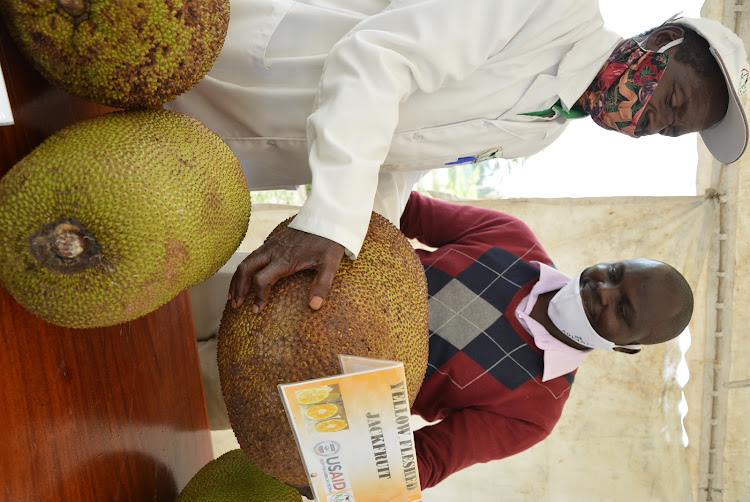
647, 260, 693, 344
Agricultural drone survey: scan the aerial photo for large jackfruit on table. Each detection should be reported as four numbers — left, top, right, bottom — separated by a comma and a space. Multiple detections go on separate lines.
178, 449, 301, 502
218, 213, 429, 488
0, 0, 229, 108
0, 109, 251, 328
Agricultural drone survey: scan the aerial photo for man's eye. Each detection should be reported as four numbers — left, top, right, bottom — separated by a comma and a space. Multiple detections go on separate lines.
618, 302, 627, 321
608, 264, 618, 281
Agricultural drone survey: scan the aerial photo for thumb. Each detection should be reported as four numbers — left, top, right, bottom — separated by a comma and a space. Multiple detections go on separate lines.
308, 262, 338, 310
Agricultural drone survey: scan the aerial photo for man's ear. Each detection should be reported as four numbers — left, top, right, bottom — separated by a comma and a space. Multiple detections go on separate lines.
643, 26, 685, 52
613, 346, 641, 355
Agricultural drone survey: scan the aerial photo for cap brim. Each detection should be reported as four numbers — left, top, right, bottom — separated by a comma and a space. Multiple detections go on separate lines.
699, 48, 748, 164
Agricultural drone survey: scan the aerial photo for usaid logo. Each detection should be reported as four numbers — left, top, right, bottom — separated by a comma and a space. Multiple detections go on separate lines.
739, 69, 748, 96
313, 440, 341, 457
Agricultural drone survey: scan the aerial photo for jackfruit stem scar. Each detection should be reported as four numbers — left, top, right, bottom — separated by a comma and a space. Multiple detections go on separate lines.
29, 219, 101, 274
54, 229, 84, 258
58, 0, 87, 17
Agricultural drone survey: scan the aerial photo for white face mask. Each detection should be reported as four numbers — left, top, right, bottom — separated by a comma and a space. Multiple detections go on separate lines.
548, 270, 641, 351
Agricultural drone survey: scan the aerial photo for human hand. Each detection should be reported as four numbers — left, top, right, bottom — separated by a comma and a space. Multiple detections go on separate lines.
228, 227, 345, 313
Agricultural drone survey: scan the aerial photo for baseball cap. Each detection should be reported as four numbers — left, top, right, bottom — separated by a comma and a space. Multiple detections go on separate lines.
672, 16, 749, 164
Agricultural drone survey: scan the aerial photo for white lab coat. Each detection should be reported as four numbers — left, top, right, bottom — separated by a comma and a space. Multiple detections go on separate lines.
165, 0, 621, 257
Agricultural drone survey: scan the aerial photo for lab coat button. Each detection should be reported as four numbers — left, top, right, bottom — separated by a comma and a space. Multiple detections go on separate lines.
412, 133, 423, 140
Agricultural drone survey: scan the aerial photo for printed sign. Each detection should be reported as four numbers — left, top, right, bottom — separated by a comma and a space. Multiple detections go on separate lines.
279, 356, 422, 502
0, 60, 14, 126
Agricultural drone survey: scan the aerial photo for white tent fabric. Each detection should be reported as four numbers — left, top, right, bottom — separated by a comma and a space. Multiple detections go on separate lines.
690, 2, 750, 501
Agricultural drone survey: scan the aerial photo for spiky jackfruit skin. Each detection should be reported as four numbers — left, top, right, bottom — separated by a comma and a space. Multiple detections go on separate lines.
0, 109, 251, 328
0, 0, 229, 108
178, 449, 301, 502
218, 213, 429, 487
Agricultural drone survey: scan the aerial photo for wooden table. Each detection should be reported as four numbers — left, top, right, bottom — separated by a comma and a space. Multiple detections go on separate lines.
0, 24, 213, 502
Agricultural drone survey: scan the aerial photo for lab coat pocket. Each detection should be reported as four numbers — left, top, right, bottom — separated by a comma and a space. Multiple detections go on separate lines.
386, 116, 565, 171
207, 0, 294, 84
507, 73, 563, 117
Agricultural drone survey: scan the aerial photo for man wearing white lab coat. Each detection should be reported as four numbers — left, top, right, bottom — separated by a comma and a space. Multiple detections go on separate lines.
165, 0, 747, 313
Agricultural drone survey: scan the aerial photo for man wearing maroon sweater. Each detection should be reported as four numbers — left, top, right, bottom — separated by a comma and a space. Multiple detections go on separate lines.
401, 192, 693, 489
198, 191, 693, 494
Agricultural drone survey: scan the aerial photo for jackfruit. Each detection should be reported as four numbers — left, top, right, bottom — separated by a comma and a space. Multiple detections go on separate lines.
0, 109, 251, 328
177, 449, 301, 502
218, 213, 429, 487
0, 0, 229, 108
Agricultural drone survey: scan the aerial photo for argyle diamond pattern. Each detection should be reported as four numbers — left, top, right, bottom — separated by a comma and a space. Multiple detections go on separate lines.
424, 247, 545, 389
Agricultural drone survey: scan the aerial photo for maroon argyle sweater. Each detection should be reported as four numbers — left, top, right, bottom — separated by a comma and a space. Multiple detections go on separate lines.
401, 192, 576, 489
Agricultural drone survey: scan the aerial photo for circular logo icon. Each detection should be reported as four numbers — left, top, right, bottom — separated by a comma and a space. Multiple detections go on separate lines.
313, 440, 341, 457
328, 493, 354, 502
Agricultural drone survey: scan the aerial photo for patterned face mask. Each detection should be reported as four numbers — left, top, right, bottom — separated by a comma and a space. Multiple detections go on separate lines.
579, 38, 682, 136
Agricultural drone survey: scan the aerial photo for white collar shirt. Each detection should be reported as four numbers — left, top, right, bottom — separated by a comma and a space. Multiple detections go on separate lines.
515, 262, 590, 382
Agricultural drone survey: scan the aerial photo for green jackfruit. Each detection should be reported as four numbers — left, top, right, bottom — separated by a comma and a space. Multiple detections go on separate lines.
0, 109, 251, 328
218, 213, 429, 487
178, 450, 301, 502
0, 0, 229, 108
